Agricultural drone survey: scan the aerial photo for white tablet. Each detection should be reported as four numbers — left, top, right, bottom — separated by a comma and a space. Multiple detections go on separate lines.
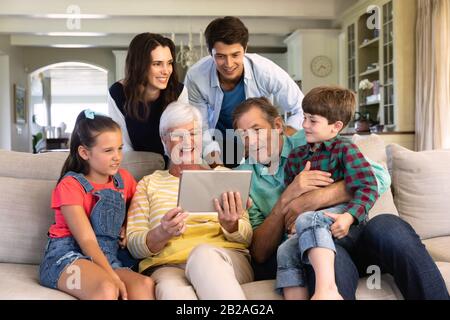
177, 170, 253, 213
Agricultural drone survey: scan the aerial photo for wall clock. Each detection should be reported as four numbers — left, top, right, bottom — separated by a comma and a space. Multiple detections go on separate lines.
311, 55, 333, 77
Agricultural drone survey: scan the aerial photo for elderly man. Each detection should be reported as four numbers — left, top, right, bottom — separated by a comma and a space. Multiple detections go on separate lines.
233, 97, 448, 300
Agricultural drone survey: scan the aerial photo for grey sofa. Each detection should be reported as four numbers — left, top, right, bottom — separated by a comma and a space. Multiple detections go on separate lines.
0, 134, 449, 299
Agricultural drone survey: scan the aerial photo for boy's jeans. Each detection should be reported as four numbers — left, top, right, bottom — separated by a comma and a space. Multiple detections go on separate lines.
276, 204, 348, 291
295, 204, 349, 264
268, 214, 448, 299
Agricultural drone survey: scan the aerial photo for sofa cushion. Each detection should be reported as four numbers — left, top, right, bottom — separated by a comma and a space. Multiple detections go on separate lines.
0, 150, 165, 265
121, 151, 165, 181
0, 263, 74, 299
241, 275, 404, 300
436, 262, 450, 294
0, 150, 165, 182
3, 263, 446, 300
356, 274, 403, 300
352, 134, 387, 165
242, 280, 282, 300
0, 177, 55, 264
0, 150, 67, 180
351, 134, 398, 218
386, 144, 450, 240
422, 237, 450, 262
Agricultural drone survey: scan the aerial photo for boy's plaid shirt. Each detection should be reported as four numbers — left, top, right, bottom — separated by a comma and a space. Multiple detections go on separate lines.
284, 135, 379, 223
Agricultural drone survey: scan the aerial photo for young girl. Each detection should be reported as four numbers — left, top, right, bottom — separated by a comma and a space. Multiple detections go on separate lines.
39, 109, 154, 300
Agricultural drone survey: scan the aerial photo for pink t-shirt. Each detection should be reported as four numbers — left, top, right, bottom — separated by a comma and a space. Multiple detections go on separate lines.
48, 168, 137, 238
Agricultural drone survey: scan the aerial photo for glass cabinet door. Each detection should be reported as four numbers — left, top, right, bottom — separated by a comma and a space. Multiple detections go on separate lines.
347, 23, 356, 92
382, 0, 394, 125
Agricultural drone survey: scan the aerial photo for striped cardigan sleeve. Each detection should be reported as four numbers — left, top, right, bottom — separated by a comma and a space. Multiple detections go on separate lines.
126, 177, 156, 259
221, 210, 253, 248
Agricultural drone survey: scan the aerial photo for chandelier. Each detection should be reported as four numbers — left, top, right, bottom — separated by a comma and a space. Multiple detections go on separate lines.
172, 31, 205, 69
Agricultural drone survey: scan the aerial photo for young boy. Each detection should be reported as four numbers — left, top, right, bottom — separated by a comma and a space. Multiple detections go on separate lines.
276, 86, 379, 300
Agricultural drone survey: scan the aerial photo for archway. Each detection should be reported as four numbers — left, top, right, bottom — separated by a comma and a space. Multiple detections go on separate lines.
29, 61, 108, 151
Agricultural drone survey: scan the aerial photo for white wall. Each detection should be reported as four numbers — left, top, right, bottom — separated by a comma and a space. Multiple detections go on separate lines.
285, 29, 340, 94
259, 53, 288, 71
301, 30, 339, 94
9, 45, 29, 152
0, 54, 11, 150
112, 50, 127, 82
0, 35, 29, 152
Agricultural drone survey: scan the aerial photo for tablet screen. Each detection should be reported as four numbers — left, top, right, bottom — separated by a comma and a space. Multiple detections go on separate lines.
177, 170, 253, 213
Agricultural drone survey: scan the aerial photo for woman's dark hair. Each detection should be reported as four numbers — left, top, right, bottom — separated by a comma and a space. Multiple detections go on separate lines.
123, 33, 180, 122
59, 110, 121, 183
204, 16, 249, 54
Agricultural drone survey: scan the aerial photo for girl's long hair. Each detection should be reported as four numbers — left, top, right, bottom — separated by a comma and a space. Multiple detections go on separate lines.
123, 33, 180, 122
58, 110, 121, 183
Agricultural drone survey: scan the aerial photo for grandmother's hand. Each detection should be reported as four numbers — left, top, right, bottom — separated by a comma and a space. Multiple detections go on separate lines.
215, 192, 245, 233
160, 207, 189, 238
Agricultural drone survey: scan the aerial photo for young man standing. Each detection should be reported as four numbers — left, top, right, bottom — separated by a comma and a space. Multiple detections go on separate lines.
185, 16, 303, 166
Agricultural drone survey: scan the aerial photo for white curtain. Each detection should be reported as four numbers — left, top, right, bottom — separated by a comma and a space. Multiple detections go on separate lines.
416, 0, 450, 150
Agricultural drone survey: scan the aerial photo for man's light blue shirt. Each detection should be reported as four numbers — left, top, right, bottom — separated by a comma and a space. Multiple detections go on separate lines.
185, 53, 304, 156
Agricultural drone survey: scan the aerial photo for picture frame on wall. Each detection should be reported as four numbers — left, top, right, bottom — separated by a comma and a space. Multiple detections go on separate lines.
13, 84, 26, 124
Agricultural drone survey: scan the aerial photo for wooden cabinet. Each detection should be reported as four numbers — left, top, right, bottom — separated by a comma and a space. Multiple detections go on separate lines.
339, 0, 416, 137
45, 138, 69, 151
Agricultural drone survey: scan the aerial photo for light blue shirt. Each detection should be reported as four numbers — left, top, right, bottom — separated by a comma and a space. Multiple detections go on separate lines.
185, 53, 304, 156
216, 77, 246, 136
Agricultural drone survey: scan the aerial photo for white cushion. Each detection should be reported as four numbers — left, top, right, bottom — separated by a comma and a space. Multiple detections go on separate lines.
352, 134, 387, 165
386, 144, 450, 239
352, 134, 398, 218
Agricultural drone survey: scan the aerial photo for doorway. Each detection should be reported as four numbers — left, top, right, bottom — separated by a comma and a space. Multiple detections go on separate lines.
29, 62, 108, 151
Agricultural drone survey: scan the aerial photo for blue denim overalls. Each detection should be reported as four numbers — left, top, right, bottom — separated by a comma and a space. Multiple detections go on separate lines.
39, 171, 127, 289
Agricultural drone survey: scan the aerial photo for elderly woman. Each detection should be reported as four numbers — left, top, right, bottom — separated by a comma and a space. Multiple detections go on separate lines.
126, 101, 254, 300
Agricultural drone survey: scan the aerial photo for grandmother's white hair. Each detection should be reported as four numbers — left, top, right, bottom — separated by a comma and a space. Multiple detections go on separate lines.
159, 101, 203, 156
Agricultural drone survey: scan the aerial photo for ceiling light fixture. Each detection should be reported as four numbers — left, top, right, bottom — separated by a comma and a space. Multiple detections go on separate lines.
172, 30, 205, 69
31, 14, 108, 19
40, 32, 107, 37
50, 44, 94, 48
